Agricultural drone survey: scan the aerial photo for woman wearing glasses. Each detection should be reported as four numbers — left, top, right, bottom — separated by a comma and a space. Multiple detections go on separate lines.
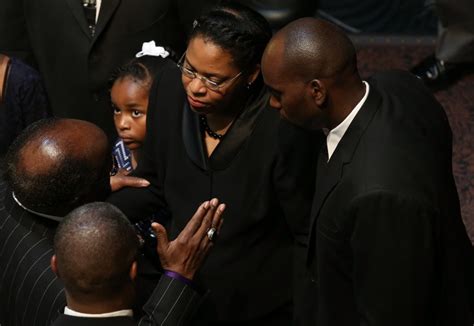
109, 3, 320, 325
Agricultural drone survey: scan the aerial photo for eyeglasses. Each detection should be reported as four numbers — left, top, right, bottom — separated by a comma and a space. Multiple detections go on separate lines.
177, 52, 242, 91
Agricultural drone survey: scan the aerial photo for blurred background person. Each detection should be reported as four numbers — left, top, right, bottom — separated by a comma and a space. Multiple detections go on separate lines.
0, 0, 218, 138
0, 53, 50, 156
411, 0, 474, 89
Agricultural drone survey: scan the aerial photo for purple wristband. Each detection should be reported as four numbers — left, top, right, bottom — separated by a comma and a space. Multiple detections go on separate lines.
163, 270, 195, 288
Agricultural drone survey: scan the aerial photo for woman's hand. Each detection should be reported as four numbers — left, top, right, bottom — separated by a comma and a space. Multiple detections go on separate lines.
152, 198, 225, 280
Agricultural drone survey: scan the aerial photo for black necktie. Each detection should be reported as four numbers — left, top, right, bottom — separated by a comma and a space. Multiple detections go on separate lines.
82, 0, 97, 37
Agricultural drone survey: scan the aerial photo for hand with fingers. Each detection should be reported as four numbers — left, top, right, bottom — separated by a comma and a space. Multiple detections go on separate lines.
110, 168, 150, 192
151, 198, 225, 280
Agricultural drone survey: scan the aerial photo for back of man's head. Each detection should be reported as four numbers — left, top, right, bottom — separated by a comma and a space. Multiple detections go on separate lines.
53, 202, 139, 306
267, 17, 358, 82
5, 118, 111, 216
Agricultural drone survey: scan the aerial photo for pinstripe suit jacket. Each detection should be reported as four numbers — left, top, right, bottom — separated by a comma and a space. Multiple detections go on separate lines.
0, 178, 65, 326
0, 179, 202, 326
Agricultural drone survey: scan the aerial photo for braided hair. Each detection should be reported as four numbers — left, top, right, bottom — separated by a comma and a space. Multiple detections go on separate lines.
190, 2, 272, 74
108, 49, 177, 90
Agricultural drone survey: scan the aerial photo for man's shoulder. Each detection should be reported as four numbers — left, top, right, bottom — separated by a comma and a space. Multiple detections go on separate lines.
366, 70, 450, 137
367, 70, 443, 112
368, 70, 424, 88
0, 199, 65, 326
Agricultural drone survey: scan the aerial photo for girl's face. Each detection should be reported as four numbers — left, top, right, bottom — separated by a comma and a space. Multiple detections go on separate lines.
111, 77, 149, 151
181, 36, 247, 115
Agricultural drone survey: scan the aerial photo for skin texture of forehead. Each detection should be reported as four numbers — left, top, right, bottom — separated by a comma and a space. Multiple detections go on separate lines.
18, 119, 108, 177
186, 36, 239, 76
111, 77, 149, 107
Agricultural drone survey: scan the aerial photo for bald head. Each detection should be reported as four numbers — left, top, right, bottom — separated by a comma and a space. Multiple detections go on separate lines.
5, 118, 111, 216
16, 119, 108, 175
262, 18, 365, 130
54, 202, 139, 303
265, 18, 358, 81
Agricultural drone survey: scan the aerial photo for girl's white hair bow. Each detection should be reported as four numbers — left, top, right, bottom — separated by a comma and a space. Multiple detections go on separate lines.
135, 41, 169, 58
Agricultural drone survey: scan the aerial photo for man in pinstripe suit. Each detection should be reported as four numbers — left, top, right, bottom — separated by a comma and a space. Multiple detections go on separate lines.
0, 118, 223, 326
0, 177, 65, 326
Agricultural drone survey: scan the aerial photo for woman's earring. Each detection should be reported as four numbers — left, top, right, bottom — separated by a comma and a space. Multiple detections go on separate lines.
246, 82, 252, 90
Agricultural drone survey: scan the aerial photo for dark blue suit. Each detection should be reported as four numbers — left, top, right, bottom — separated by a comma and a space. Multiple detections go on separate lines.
0, 56, 50, 155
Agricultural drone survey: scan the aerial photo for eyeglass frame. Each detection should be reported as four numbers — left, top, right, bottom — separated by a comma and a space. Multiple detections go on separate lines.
177, 52, 243, 91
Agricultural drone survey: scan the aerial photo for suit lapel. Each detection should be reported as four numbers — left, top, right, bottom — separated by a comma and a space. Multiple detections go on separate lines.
181, 89, 270, 172
310, 148, 341, 226
94, 0, 121, 42
210, 89, 270, 170
307, 85, 383, 265
65, 0, 93, 40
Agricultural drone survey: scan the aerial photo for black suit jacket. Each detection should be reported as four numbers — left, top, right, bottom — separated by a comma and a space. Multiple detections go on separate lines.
0, 0, 217, 137
109, 61, 320, 323
0, 178, 203, 326
0, 179, 65, 326
306, 71, 474, 326
50, 275, 203, 326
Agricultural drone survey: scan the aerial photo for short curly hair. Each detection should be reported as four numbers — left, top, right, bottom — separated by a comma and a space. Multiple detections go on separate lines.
54, 202, 139, 301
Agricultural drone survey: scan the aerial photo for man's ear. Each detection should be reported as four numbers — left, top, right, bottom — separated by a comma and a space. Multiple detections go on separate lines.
310, 79, 326, 106
51, 255, 59, 277
129, 261, 137, 281
246, 65, 261, 86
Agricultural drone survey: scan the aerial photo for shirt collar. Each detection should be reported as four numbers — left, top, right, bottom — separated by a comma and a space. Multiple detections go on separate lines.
11, 191, 64, 222
64, 307, 133, 318
326, 81, 370, 161
95, 0, 102, 22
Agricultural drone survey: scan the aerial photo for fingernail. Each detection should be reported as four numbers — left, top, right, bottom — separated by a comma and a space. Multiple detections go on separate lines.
141, 180, 150, 186
203, 201, 209, 209
211, 198, 218, 207
218, 203, 226, 212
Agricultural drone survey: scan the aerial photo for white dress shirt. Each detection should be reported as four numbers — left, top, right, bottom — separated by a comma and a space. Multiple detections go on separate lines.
64, 306, 133, 318
95, 0, 102, 22
326, 81, 370, 161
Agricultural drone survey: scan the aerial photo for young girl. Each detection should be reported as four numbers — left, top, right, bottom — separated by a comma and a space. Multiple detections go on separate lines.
109, 43, 175, 264
110, 42, 172, 172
